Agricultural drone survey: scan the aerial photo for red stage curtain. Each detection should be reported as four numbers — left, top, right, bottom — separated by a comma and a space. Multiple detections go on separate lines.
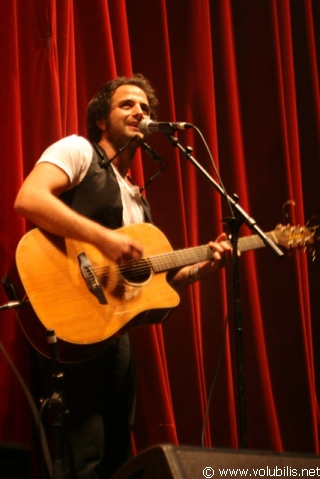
0, 0, 319, 472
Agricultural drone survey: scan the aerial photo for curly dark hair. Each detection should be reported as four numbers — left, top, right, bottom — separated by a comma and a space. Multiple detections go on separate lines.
86, 74, 159, 143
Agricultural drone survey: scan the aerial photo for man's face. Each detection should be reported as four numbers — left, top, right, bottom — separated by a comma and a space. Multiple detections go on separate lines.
104, 84, 150, 149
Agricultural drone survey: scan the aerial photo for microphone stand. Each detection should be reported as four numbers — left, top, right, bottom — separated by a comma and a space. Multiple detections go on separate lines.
166, 134, 284, 449
45, 329, 76, 479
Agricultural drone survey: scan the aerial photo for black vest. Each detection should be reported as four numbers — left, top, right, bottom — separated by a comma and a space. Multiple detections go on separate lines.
60, 146, 152, 229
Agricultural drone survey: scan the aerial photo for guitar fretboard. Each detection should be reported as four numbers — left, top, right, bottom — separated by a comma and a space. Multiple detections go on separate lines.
148, 232, 277, 273
149, 245, 213, 273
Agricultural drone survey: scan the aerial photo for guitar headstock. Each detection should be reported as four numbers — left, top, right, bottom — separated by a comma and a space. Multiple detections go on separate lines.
274, 223, 319, 256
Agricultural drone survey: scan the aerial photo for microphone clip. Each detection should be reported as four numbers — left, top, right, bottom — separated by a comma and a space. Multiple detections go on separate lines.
139, 141, 168, 192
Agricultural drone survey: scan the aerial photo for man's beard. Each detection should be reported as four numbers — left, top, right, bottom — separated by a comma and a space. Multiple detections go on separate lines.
106, 123, 142, 156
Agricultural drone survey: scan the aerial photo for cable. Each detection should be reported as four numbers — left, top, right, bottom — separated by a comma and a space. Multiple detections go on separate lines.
0, 340, 53, 478
190, 124, 235, 218
200, 270, 236, 448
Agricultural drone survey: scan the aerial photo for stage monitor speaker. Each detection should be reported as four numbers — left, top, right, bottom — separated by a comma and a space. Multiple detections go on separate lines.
0, 444, 30, 479
111, 444, 320, 479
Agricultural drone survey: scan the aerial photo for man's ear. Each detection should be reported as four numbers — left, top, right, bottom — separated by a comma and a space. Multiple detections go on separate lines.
96, 119, 107, 130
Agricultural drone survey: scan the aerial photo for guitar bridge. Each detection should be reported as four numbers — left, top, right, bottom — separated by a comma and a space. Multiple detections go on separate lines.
77, 252, 108, 304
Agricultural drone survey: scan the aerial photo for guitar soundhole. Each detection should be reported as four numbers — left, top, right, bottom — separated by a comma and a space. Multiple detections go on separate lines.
119, 259, 151, 284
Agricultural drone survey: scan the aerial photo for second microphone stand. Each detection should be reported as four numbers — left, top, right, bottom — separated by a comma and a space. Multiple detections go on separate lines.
167, 134, 284, 449
45, 329, 76, 479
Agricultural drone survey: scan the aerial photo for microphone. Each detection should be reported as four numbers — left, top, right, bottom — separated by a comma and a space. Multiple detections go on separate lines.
139, 119, 193, 135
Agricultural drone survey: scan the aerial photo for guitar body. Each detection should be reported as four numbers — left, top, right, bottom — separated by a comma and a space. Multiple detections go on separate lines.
13, 223, 180, 362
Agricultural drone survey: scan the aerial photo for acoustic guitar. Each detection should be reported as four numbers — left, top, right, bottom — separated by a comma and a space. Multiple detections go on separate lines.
3, 222, 315, 362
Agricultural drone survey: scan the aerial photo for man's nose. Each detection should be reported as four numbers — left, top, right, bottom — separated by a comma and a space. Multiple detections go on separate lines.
132, 104, 145, 117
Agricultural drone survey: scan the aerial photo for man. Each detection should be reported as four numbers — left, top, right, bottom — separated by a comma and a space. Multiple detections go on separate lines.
14, 74, 231, 478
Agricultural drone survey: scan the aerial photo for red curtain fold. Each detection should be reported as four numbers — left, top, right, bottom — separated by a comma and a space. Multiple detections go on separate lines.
0, 0, 319, 472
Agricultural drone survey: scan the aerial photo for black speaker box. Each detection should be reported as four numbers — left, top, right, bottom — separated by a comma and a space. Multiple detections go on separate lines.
111, 444, 320, 479
0, 444, 30, 479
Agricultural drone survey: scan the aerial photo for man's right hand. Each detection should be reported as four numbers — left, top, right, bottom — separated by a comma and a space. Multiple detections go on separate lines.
98, 229, 143, 265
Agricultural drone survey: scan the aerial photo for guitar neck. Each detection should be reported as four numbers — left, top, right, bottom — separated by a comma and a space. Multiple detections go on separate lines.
148, 231, 276, 273
238, 231, 276, 253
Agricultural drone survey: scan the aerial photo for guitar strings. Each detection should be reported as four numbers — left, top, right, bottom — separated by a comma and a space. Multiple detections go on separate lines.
78, 226, 314, 289
92, 244, 212, 276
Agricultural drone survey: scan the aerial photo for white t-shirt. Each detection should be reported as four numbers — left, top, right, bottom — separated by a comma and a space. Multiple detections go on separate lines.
38, 135, 145, 226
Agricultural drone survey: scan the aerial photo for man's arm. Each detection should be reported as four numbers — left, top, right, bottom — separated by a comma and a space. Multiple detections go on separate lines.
14, 162, 143, 264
